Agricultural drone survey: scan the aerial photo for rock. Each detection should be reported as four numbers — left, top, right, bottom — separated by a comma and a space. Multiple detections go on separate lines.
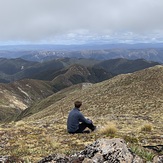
92, 153, 104, 163
0, 156, 23, 163
38, 154, 69, 163
132, 155, 144, 163
0, 156, 9, 163
69, 155, 84, 163
38, 138, 144, 163
79, 138, 143, 163
153, 155, 163, 163
82, 158, 93, 163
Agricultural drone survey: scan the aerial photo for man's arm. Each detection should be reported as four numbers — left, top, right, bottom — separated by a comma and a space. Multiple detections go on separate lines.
78, 112, 92, 124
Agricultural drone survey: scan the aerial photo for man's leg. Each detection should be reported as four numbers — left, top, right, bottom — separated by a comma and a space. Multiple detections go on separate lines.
75, 123, 87, 133
86, 123, 96, 131
76, 122, 96, 133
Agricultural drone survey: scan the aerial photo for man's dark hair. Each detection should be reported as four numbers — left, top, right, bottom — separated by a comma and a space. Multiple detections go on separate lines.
74, 101, 82, 108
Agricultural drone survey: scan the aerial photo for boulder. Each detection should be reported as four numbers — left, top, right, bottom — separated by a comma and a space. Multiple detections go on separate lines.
38, 154, 69, 163
79, 138, 144, 163
38, 138, 144, 163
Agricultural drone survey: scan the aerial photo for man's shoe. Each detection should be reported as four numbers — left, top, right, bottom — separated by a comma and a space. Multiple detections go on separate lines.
92, 126, 96, 131
83, 130, 91, 133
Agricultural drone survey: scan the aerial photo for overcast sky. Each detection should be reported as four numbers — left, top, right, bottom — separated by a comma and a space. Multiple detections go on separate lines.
0, 0, 163, 45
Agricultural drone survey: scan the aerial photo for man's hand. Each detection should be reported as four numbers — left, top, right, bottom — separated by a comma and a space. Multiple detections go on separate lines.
87, 118, 92, 123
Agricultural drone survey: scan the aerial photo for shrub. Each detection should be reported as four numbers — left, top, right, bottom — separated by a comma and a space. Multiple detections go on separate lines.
123, 135, 138, 144
141, 124, 153, 132
99, 122, 117, 137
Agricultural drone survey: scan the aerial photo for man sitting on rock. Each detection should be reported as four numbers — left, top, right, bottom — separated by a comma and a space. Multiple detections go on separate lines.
67, 101, 96, 134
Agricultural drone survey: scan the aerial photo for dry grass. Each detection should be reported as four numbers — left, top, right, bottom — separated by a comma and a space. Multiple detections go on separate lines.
0, 115, 161, 162
140, 123, 153, 132
99, 122, 117, 137
0, 120, 100, 162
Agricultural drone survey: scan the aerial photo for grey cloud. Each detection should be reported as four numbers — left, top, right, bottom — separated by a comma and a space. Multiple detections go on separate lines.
0, 0, 163, 43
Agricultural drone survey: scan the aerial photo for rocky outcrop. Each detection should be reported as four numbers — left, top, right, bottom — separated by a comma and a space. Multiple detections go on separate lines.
79, 138, 143, 163
38, 138, 144, 163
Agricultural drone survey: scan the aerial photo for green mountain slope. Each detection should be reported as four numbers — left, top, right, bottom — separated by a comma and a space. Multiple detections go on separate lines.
51, 64, 113, 91
0, 58, 37, 75
16, 83, 85, 120
0, 57, 160, 83
94, 58, 160, 74
0, 79, 54, 122
0, 57, 100, 83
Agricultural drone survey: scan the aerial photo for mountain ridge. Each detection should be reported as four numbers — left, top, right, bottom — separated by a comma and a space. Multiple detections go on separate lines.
20, 48, 163, 63
0, 57, 161, 83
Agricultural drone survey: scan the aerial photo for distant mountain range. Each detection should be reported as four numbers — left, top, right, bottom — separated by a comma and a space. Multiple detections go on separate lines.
8, 48, 163, 63
0, 43, 163, 51
0, 43, 163, 63
0, 57, 160, 83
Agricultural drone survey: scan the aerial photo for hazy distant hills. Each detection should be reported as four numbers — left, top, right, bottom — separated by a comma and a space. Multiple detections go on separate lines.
0, 44, 163, 63
0, 43, 163, 51
20, 48, 163, 63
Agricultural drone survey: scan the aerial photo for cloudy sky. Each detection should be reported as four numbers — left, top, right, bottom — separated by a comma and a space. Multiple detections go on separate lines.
0, 0, 163, 45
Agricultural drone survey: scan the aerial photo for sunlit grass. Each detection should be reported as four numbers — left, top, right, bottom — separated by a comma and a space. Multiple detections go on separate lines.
140, 123, 153, 132
99, 122, 117, 137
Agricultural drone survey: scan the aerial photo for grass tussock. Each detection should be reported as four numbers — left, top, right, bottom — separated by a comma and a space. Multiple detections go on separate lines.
130, 145, 155, 161
15, 120, 26, 127
123, 135, 138, 144
140, 123, 153, 132
99, 122, 117, 137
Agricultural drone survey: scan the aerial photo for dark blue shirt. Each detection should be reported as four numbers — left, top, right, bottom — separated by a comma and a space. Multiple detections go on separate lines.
67, 107, 92, 133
